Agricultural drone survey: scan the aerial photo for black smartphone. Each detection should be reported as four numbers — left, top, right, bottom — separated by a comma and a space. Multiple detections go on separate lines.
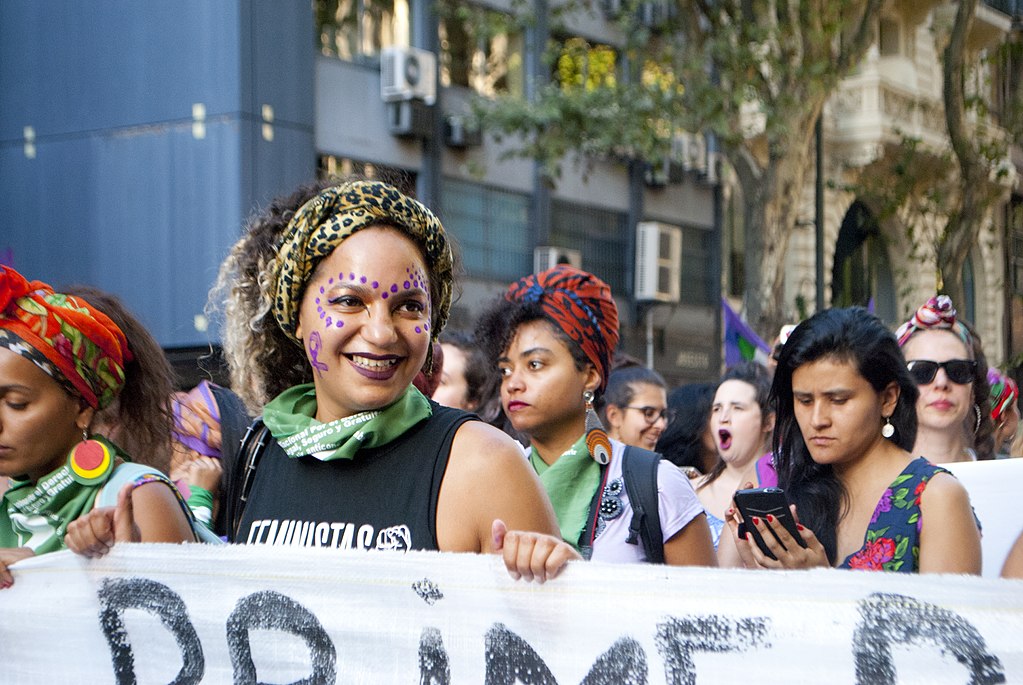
733, 487, 807, 560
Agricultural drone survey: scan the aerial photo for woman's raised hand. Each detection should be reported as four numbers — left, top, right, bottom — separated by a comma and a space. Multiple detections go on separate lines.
64, 482, 140, 558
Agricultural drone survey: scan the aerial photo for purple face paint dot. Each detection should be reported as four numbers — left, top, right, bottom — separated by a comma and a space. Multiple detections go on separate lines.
319, 311, 325, 319
415, 326, 422, 334
315, 297, 320, 304
403, 281, 410, 289
381, 292, 389, 299
319, 286, 325, 294
326, 317, 332, 326
349, 273, 355, 280
390, 284, 398, 293
328, 277, 333, 284
425, 323, 430, 331
336, 321, 344, 328
371, 281, 379, 289
360, 276, 367, 283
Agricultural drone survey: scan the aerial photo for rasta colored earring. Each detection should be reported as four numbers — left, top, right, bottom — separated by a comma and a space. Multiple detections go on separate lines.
67, 427, 115, 485
583, 389, 611, 465
881, 416, 895, 439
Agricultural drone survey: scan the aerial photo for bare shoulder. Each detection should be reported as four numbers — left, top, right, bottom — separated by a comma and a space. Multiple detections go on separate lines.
921, 470, 972, 508
447, 420, 530, 475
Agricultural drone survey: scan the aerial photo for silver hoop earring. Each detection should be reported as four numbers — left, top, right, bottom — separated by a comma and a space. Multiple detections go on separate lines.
973, 404, 982, 436
881, 416, 895, 439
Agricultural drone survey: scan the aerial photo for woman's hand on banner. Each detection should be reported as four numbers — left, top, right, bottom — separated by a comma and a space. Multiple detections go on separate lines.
492, 519, 580, 583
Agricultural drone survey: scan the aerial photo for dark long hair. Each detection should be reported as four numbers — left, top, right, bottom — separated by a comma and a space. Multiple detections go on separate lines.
656, 382, 716, 472
700, 360, 774, 488
772, 307, 918, 564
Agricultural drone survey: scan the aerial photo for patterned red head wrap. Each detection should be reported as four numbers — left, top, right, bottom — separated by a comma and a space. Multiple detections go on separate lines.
505, 265, 620, 393
0, 266, 132, 410
988, 368, 1019, 424
895, 295, 972, 349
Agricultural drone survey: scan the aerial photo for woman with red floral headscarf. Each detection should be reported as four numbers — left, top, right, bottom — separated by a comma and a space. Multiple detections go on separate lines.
0, 267, 196, 587
476, 265, 715, 565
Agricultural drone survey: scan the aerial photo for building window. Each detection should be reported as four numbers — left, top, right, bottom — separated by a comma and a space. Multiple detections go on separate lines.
724, 183, 745, 298
318, 155, 416, 196
878, 17, 900, 57
439, 9, 524, 97
316, 0, 409, 62
440, 179, 531, 281
1011, 196, 1023, 295
553, 36, 619, 91
680, 225, 714, 306
550, 201, 628, 295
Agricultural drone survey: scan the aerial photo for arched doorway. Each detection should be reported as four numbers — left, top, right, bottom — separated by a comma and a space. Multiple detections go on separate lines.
831, 201, 897, 324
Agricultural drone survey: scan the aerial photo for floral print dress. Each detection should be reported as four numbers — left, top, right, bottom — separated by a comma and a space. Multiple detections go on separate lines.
839, 457, 951, 573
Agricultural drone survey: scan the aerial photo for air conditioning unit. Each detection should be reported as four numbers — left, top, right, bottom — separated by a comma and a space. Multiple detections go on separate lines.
380, 46, 437, 105
444, 114, 482, 148
635, 221, 682, 303
534, 246, 582, 274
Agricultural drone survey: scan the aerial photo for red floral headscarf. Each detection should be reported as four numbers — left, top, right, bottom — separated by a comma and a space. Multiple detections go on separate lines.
506, 265, 620, 392
0, 266, 131, 409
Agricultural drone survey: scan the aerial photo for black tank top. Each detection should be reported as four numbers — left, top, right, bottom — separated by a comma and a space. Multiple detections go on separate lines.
236, 403, 473, 552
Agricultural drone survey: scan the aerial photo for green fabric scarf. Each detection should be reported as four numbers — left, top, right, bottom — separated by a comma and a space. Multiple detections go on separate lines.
0, 438, 124, 554
530, 434, 602, 550
262, 383, 433, 460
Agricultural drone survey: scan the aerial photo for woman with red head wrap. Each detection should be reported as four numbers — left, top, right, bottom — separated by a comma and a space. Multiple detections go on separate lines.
0, 267, 195, 587
476, 265, 715, 566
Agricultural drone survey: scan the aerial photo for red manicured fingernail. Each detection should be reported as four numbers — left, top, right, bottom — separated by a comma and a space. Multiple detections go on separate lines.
797, 524, 805, 531
752, 517, 760, 526
726, 508, 734, 516
767, 514, 775, 523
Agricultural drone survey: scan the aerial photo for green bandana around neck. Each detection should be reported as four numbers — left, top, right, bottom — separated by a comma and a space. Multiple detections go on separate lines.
262, 383, 433, 460
529, 434, 602, 550
0, 436, 122, 554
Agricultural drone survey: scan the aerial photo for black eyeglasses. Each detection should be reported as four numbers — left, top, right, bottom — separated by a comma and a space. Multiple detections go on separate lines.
624, 406, 675, 424
907, 359, 976, 385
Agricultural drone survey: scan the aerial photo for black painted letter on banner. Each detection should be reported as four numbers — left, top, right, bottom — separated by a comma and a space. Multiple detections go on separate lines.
226, 590, 337, 685
419, 627, 450, 685
655, 615, 771, 685
97, 577, 204, 685
853, 592, 1005, 684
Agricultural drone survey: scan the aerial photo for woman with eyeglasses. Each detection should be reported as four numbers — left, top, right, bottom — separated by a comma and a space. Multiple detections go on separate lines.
724, 307, 981, 573
896, 296, 994, 462
476, 265, 716, 566
602, 366, 672, 451
696, 361, 776, 559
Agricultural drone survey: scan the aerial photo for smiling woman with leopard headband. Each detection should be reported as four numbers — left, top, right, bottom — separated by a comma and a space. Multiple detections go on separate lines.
152, 178, 574, 582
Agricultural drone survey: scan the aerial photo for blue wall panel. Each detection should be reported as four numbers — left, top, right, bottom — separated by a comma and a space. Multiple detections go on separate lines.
0, 1, 242, 141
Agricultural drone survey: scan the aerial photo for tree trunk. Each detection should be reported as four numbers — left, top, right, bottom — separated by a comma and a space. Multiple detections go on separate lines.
939, 0, 981, 310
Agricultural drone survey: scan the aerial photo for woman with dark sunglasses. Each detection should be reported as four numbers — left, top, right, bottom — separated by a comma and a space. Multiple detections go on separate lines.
896, 296, 994, 462
724, 306, 981, 574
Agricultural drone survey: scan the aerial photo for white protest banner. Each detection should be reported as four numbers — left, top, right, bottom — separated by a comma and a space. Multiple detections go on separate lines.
3, 544, 1021, 684
941, 458, 1023, 578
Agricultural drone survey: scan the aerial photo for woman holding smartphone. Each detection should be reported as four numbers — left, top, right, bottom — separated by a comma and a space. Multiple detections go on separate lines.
726, 307, 981, 573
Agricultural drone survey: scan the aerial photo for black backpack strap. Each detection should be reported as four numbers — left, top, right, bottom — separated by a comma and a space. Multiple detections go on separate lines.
621, 445, 665, 564
224, 418, 270, 542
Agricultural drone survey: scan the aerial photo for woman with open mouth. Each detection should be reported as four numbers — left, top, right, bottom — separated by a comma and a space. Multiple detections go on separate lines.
896, 296, 994, 462
725, 307, 981, 574
695, 361, 775, 563
476, 265, 715, 566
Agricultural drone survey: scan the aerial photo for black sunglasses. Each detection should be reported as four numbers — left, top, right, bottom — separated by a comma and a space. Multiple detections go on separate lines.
624, 406, 676, 424
907, 359, 976, 385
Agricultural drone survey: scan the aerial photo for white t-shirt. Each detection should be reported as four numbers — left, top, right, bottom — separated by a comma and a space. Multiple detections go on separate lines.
523, 439, 706, 564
